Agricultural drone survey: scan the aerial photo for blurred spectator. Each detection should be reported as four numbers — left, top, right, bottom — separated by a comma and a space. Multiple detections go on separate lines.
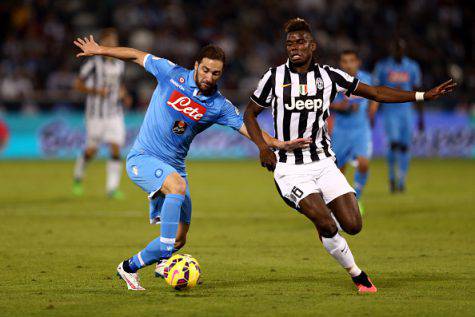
0, 0, 472, 110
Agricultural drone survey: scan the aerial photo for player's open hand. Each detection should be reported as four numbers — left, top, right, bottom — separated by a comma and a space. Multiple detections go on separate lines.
74, 35, 102, 57
259, 147, 277, 172
424, 79, 457, 101
277, 137, 312, 151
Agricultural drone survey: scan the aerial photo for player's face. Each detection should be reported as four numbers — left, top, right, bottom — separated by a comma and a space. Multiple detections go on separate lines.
339, 53, 361, 76
194, 58, 223, 95
285, 31, 316, 66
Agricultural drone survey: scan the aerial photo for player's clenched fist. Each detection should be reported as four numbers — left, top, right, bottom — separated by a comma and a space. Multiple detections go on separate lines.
259, 147, 277, 172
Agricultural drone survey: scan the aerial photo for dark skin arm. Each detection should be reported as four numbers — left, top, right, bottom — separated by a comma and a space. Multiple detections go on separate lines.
246, 79, 456, 172
354, 79, 456, 102
244, 101, 279, 171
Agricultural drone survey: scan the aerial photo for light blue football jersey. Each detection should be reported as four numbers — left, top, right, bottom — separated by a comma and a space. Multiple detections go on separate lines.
132, 54, 243, 173
332, 70, 372, 130
373, 56, 421, 111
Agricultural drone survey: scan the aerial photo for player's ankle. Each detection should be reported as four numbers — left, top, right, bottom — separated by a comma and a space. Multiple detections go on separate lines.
347, 265, 362, 277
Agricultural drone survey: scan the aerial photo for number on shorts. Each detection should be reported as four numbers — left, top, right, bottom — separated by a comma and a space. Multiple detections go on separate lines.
291, 186, 303, 198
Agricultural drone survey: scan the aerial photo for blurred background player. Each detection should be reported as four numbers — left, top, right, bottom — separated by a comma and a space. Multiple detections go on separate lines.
73, 35, 310, 291
330, 50, 378, 213
72, 28, 131, 199
373, 39, 422, 193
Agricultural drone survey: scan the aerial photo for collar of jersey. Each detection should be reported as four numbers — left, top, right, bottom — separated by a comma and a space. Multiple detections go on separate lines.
187, 69, 218, 101
286, 59, 317, 73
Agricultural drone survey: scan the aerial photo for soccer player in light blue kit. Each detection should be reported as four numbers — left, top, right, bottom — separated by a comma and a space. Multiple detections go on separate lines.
373, 39, 422, 192
73, 35, 311, 290
331, 50, 378, 213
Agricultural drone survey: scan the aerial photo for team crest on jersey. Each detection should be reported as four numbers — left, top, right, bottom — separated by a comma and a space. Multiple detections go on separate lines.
172, 120, 188, 135
299, 84, 308, 95
316, 78, 324, 90
179, 77, 185, 83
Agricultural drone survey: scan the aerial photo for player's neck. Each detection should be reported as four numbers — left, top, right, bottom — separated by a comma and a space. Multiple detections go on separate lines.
291, 59, 313, 73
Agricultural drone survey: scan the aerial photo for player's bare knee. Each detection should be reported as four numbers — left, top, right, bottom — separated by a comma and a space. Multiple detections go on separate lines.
317, 217, 338, 237
163, 173, 187, 195
343, 213, 362, 235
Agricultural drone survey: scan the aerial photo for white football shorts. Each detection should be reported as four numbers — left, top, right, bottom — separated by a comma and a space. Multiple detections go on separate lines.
85, 116, 125, 148
274, 157, 355, 208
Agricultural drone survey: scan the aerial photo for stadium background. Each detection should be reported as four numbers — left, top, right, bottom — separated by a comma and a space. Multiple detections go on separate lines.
0, 1, 474, 317
0, 0, 473, 158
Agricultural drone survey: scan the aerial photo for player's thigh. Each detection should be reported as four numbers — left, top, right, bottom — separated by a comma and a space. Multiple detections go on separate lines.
126, 151, 179, 197
273, 162, 320, 210
327, 192, 362, 235
104, 117, 126, 148
298, 193, 338, 235
316, 158, 355, 206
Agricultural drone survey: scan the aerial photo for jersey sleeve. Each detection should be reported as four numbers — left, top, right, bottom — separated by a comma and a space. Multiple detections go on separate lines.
143, 54, 176, 80
250, 68, 273, 108
79, 59, 95, 79
216, 99, 244, 130
324, 66, 359, 97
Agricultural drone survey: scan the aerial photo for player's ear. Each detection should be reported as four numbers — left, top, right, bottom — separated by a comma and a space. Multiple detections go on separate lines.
310, 40, 317, 53
194, 61, 199, 72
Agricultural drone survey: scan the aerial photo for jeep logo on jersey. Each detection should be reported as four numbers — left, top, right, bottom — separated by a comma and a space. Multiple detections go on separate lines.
172, 120, 188, 135
167, 90, 206, 121
284, 96, 323, 112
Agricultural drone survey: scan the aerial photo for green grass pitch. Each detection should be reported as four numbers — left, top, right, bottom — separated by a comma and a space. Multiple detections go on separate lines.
0, 159, 474, 316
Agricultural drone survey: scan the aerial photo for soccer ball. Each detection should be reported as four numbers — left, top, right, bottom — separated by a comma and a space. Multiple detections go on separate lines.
163, 254, 201, 290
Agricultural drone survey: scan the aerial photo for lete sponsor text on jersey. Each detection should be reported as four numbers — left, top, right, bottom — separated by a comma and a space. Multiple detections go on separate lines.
166, 90, 206, 121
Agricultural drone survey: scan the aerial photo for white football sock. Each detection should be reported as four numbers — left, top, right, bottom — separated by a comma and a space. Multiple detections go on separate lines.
322, 233, 362, 277
73, 154, 87, 181
106, 159, 122, 192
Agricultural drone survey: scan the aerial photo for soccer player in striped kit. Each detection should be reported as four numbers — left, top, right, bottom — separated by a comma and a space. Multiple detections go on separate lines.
244, 18, 455, 293
73, 28, 131, 199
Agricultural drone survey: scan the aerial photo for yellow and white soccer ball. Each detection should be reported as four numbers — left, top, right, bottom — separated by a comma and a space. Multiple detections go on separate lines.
163, 254, 201, 290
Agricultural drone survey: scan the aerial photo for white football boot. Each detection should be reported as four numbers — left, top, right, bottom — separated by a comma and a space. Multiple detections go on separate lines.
116, 262, 145, 291
154, 259, 167, 278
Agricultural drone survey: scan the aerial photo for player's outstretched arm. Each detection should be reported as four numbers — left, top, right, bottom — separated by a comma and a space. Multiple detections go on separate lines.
354, 79, 456, 103
74, 35, 147, 66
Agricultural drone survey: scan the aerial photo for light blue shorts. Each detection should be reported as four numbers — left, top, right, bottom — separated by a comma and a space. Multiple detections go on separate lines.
332, 127, 372, 168
126, 149, 192, 224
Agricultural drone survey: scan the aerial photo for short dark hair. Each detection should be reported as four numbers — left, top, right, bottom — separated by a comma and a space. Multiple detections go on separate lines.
340, 49, 359, 58
284, 18, 312, 35
196, 44, 226, 65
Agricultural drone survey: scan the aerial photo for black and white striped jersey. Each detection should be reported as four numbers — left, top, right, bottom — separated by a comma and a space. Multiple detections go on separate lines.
251, 60, 359, 164
79, 56, 125, 120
